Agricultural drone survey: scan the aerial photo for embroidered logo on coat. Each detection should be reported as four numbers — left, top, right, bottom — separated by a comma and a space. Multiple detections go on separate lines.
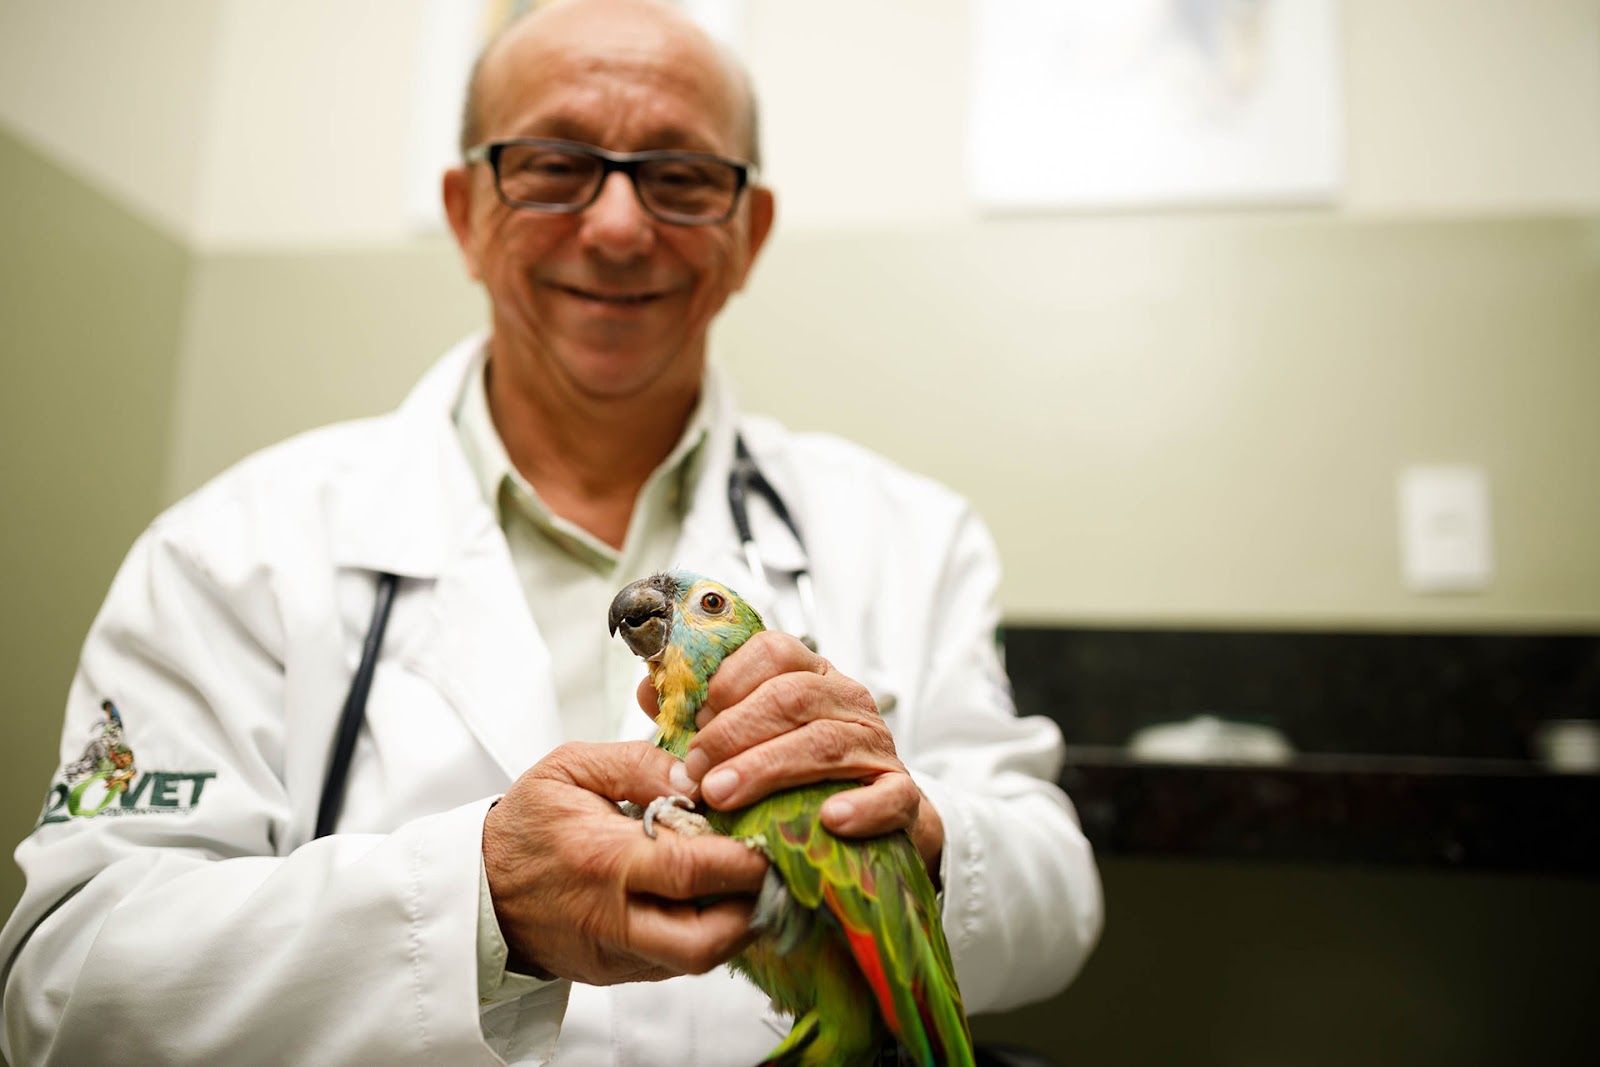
33, 700, 217, 831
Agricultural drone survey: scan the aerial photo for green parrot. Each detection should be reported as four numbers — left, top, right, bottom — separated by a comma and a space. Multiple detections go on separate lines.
608, 570, 974, 1067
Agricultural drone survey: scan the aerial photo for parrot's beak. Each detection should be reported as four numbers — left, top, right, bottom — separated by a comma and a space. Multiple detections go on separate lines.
608, 574, 677, 663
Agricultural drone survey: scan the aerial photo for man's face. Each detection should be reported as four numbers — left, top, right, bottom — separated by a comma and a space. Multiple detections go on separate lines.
446, 11, 773, 404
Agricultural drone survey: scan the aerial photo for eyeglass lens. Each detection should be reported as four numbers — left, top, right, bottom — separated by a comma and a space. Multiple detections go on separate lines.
494, 143, 740, 221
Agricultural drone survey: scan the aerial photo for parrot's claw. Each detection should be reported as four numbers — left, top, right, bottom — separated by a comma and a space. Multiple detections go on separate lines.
642, 795, 710, 839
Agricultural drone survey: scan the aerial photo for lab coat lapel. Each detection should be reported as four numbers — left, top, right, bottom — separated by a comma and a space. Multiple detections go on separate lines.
334, 335, 562, 782
413, 529, 563, 782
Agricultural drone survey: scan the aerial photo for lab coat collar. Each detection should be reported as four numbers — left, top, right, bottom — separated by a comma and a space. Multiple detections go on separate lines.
331, 332, 505, 579
333, 333, 765, 581
323, 329, 811, 608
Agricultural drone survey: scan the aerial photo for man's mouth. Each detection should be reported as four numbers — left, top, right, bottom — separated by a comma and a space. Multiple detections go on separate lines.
553, 282, 669, 307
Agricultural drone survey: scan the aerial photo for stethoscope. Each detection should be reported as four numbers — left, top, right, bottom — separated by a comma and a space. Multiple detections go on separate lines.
728, 434, 819, 653
315, 432, 815, 839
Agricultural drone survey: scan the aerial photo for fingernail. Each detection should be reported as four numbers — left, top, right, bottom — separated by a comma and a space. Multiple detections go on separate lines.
683, 751, 709, 782
668, 761, 699, 797
824, 796, 854, 824
702, 767, 739, 804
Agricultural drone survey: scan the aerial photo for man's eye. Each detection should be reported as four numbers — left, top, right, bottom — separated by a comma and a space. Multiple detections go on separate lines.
520, 154, 584, 176
649, 163, 716, 187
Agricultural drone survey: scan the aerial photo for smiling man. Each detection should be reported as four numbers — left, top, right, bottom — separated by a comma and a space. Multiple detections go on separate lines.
0, 2, 1101, 1064
443, 0, 774, 549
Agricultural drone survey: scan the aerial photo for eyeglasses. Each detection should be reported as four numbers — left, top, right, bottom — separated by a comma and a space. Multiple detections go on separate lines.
463, 138, 757, 225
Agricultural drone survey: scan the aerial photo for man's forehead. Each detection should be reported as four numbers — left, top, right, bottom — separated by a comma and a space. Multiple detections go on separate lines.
487, 0, 730, 94
480, 37, 742, 151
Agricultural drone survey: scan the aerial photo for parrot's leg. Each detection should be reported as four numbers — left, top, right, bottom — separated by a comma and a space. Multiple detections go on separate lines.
641, 794, 711, 838
750, 866, 790, 933
749, 864, 813, 956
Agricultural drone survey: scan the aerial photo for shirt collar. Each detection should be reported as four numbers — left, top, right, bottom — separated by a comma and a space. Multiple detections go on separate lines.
453, 343, 715, 552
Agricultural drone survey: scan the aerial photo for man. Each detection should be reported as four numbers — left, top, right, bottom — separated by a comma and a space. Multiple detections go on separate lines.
1, 1, 1102, 1063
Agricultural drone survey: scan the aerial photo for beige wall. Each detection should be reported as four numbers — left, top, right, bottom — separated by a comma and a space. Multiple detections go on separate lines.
0, 130, 191, 954
718, 213, 1600, 627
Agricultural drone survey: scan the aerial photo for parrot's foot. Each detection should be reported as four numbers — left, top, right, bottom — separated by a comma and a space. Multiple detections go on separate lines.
641, 795, 711, 838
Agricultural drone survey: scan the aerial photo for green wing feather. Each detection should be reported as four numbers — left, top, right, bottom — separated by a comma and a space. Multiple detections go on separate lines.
720, 785, 974, 1067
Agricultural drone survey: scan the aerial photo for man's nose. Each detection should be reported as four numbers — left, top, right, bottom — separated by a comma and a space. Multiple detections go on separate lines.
579, 171, 655, 258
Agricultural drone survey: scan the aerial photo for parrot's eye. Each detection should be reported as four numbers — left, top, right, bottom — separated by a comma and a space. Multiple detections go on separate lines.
700, 591, 726, 613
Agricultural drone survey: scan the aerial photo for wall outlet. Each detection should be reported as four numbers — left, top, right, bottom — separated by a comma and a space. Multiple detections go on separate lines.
1398, 465, 1494, 593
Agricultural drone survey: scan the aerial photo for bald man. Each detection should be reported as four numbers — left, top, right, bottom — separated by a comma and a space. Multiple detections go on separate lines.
1, 2, 1102, 1064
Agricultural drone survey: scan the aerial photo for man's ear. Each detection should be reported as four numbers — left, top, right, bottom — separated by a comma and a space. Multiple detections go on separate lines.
442, 166, 483, 281
734, 185, 776, 291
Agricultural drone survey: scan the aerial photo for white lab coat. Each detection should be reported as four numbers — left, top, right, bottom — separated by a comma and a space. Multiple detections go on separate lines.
1, 337, 1102, 1066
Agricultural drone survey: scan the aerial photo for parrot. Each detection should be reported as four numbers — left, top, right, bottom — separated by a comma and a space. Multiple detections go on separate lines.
607, 570, 974, 1067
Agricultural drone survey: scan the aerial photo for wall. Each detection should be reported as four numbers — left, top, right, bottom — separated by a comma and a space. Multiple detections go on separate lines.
0, 1, 221, 240
0, 130, 191, 969
718, 213, 1600, 627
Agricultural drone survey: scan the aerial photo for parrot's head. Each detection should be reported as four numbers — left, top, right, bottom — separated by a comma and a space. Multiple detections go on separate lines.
608, 570, 765, 747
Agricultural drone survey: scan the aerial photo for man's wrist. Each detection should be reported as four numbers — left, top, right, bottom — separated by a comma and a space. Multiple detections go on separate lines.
479, 807, 560, 1002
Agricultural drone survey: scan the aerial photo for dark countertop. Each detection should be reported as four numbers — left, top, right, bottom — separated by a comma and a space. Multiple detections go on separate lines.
1059, 746, 1600, 875
1000, 625, 1600, 875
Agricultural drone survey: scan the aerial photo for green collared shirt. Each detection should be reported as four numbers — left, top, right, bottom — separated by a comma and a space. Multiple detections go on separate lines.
455, 348, 711, 1005
454, 351, 711, 746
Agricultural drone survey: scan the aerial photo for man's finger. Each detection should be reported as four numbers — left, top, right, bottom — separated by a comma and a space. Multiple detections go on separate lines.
625, 896, 759, 975
818, 773, 923, 837
686, 672, 884, 780
538, 741, 685, 808
624, 832, 768, 901
696, 725, 904, 810
635, 676, 660, 719
699, 631, 824, 715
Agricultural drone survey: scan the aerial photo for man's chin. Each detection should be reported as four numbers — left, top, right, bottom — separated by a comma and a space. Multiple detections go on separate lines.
556, 346, 702, 403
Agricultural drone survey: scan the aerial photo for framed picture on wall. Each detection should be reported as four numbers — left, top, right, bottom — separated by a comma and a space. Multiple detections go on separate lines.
967, 0, 1344, 211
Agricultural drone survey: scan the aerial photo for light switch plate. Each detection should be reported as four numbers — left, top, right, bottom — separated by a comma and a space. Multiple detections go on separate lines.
1398, 465, 1494, 593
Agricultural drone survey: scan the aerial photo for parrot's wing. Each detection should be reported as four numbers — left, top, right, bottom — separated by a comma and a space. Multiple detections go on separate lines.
739, 785, 974, 1067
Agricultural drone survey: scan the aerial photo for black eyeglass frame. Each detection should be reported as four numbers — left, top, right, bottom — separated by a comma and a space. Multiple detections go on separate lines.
463, 137, 758, 225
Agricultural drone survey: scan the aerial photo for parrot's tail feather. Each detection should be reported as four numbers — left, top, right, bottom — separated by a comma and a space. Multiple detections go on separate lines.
754, 1010, 820, 1066
919, 975, 975, 1067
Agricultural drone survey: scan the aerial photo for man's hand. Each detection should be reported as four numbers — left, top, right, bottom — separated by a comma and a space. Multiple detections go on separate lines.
483, 741, 769, 986
636, 631, 945, 874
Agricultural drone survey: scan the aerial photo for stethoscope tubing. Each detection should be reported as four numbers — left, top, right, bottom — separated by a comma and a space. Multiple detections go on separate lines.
727, 434, 818, 651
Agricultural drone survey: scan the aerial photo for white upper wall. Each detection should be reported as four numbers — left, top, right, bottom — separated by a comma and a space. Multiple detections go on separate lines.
1343, 0, 1600, 215
191, 0, 427, 249
0, 0, 222, 239
3, 0, 1597, 249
